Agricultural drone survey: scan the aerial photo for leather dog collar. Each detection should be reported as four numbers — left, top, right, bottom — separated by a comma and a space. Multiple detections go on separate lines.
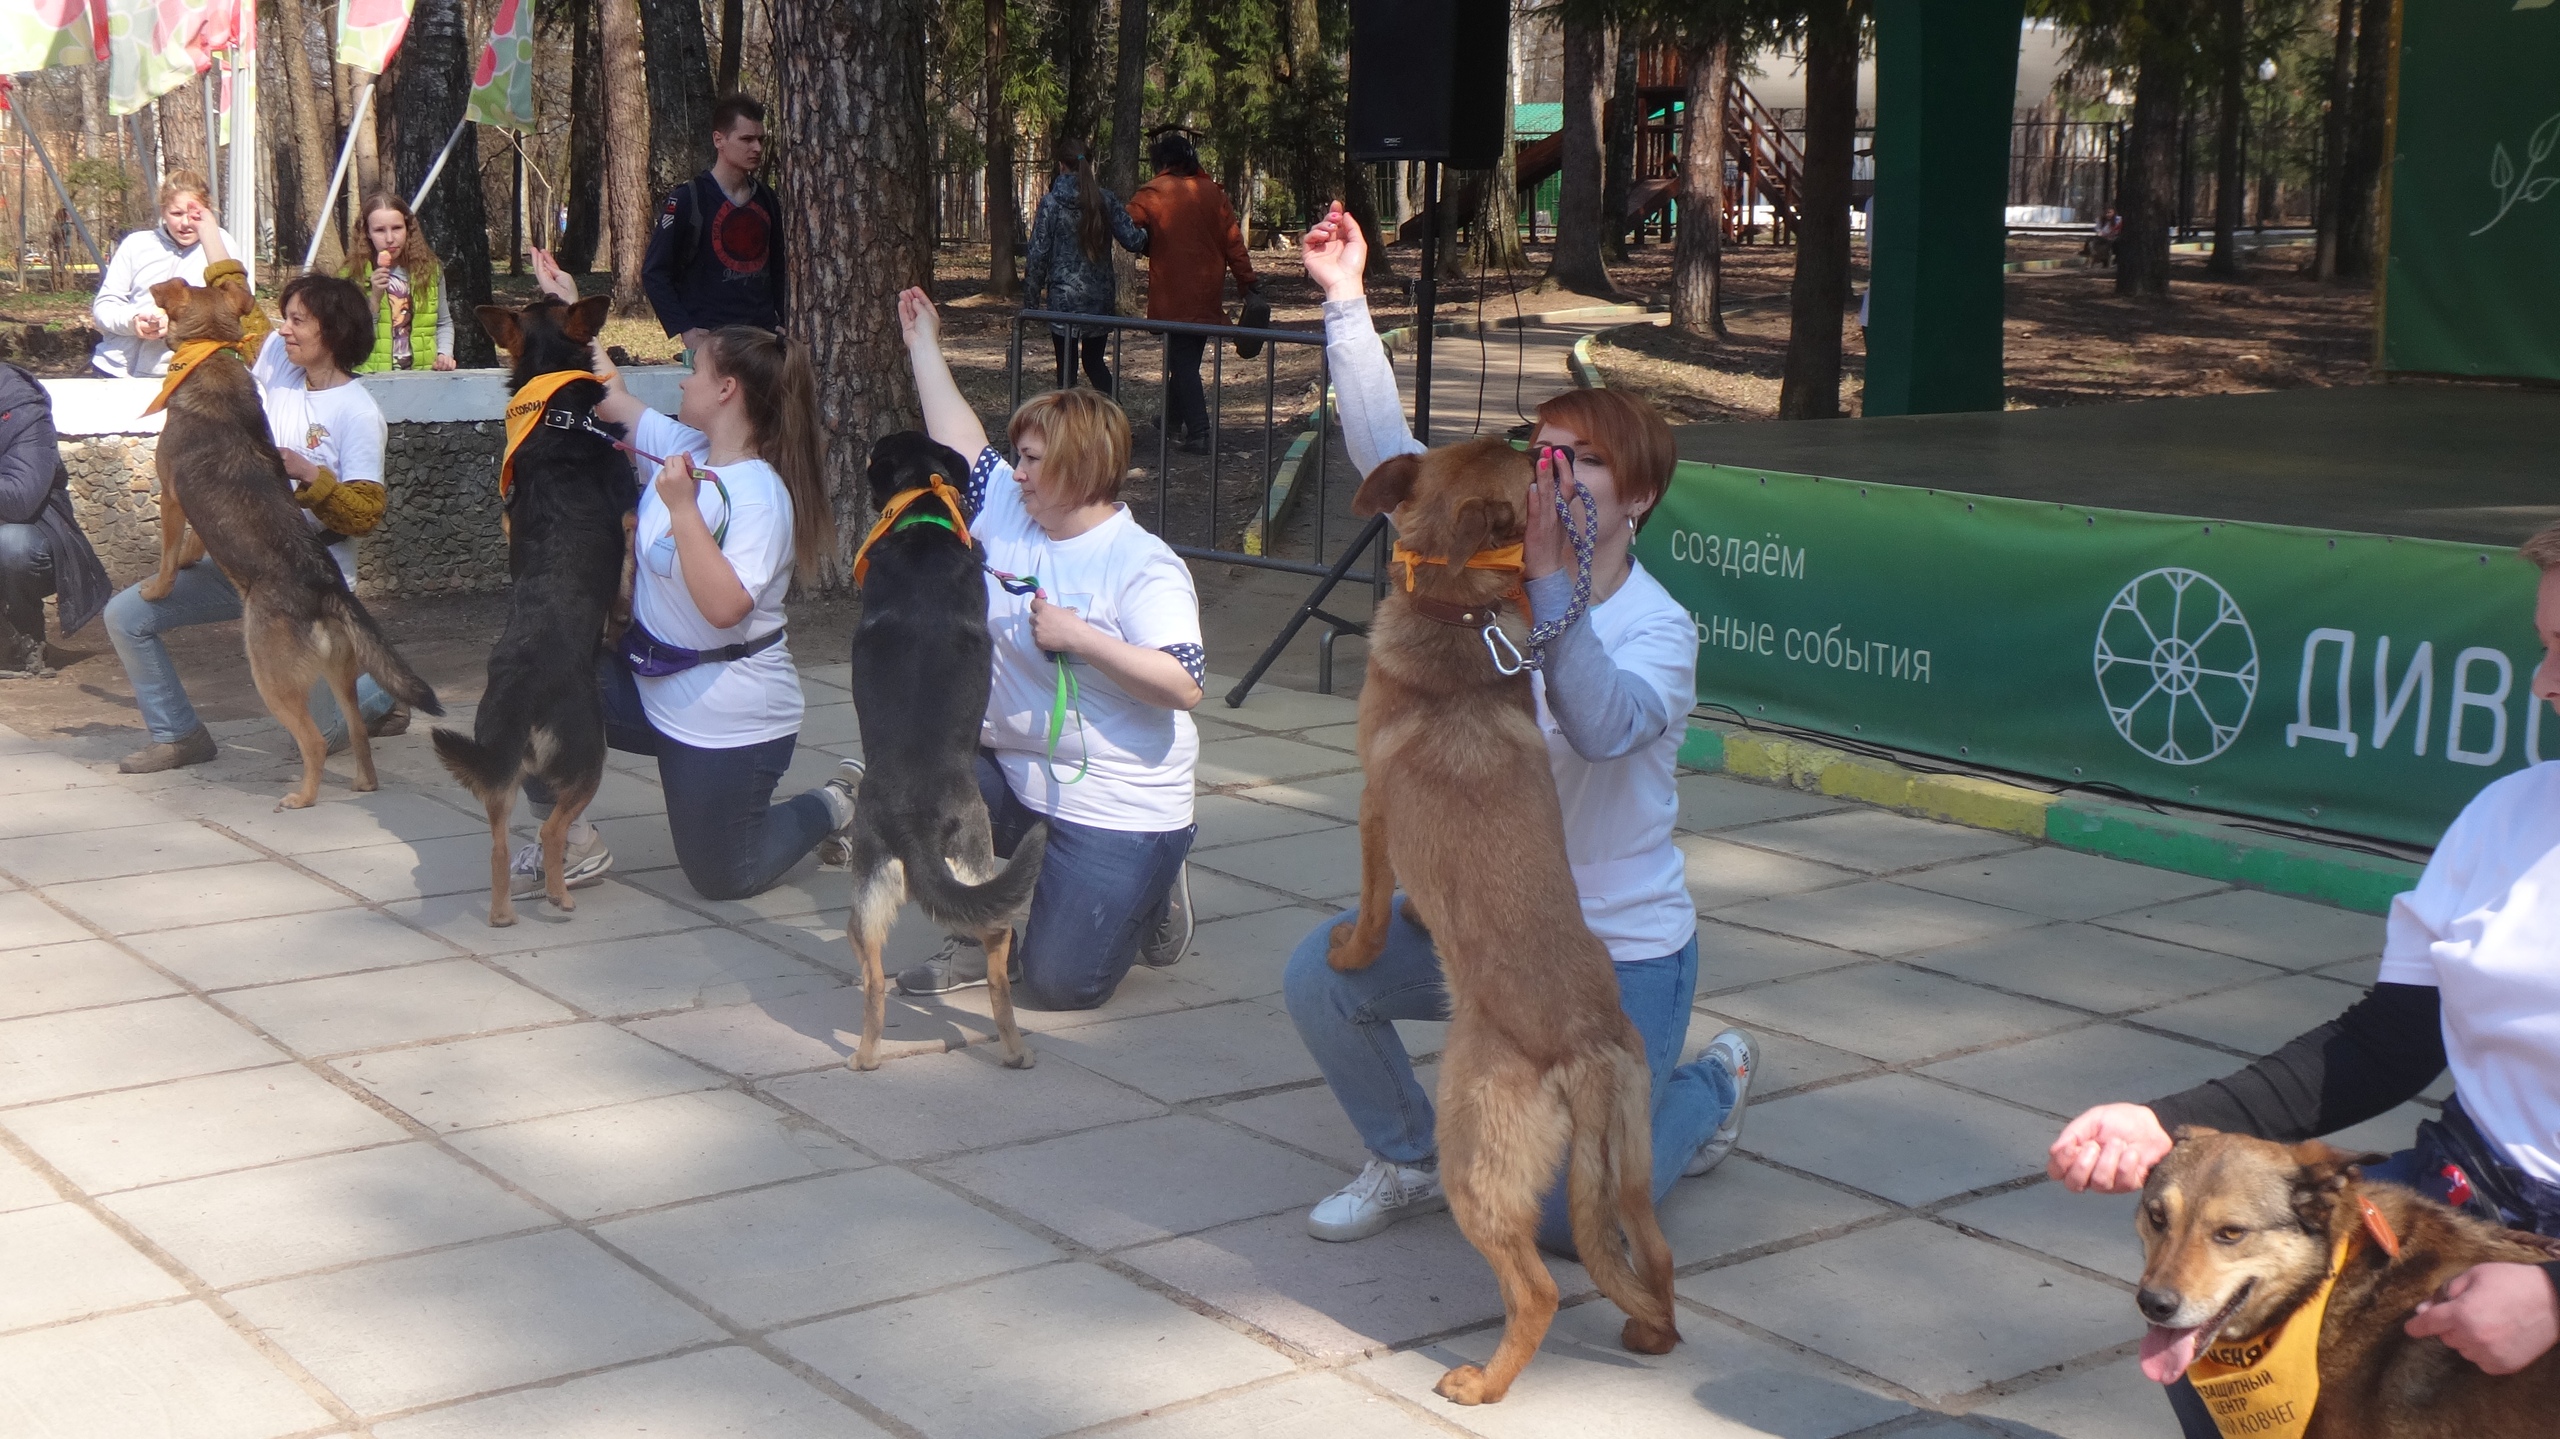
1406, 592, 1505, 628
851, 475, 973, 585
500, 370, 598, 498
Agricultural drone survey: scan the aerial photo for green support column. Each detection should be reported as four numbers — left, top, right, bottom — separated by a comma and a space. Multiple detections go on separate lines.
1863, 0, 2024, 416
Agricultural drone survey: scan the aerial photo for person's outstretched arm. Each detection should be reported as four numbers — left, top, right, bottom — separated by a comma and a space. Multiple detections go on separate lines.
1302, 202, 1419, 478
91, 235, 146, 337
897, 287, 992, 462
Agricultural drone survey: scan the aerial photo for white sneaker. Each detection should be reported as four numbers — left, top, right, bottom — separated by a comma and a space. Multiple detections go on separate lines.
1306, 1157, 1446, 1242
509, 829, 613, 899
1684, 1028, 1759, 1177
815, 758, 865, 867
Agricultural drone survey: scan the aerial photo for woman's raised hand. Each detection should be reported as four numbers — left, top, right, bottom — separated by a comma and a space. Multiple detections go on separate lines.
1300, 201, 1367, 302
2047, 1103, 2175, 1194
1524, 447, 1567, 581
529, 247, 578, 304
896, 287, 942, 352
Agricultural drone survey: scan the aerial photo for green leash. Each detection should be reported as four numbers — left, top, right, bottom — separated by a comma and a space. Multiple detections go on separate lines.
987, 565, 1089, 786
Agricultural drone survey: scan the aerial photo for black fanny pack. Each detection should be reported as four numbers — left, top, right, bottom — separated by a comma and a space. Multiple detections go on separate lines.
617, 617, 786, 678
2411, 1094, 2560, 1239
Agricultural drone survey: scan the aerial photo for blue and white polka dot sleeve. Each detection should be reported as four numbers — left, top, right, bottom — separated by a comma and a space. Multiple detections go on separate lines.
1161, 643, 1206, 686
968, 446, 1003, 517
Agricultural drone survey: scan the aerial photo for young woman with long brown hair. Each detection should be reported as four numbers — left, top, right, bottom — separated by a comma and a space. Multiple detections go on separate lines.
344, 192, 455, 372
1024, 136, 1147, 393
521, 251, 853, 902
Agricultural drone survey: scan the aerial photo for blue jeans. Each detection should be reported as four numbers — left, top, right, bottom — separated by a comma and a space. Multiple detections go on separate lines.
102, 565, 391, 746
976, 750, 1196, 1011
1282, 899, 1733, 1252
525, 655, 832, 902
0, 522, 55, 640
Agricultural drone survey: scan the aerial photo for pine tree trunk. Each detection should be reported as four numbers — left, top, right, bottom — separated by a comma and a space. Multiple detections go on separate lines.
1602, 28, 1638, 261
1548, 15, 1614, 296
985, 0, 1021, 299
2118, 40, 2181, 298
2313, 0, 2353, 280
1671, 37, 1730, 339
717, 0, 745, 94
637, 0, 716, 203
602, 0, 654, 313
2335, 0, 2390, 280
2206, 0, 2245, 276
1062, 0, 1105, 142
158, 77, 208, 190
1471, 45, 1524, 274
389, 0, 496, 364
270, 0, 340, 272
1107, 0, 1149, 312
560, 0, 606, 272
1779, 1, 1856, 419
772, 0, 933, 583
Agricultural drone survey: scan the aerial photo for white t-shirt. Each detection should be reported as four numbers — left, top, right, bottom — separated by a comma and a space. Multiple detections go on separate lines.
2377, 760, 2560, 1184
1532, 561, 1700, 963
252, 334, 386, 586
624, 408, 803, 748
974, 452, 1202, 831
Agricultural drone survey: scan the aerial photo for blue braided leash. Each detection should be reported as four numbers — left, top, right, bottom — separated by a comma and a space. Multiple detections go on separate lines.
1522, 452, 1602, 665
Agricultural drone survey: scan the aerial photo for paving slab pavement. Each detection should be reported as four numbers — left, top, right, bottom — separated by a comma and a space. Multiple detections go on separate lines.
0, 662, 2398, 1438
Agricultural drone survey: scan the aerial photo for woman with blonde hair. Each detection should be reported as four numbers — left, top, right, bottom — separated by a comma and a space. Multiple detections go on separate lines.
520, 251, 856, 902
895, 284, 1205, 1010
344, 192, 455, 372
89, 171, 239, 378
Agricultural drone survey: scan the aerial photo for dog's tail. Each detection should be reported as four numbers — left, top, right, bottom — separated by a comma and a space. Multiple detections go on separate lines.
906, 822, 1049, 932
1564, 1041, 1682, 1353
322, 589, 444, 716
430, 726, 517, 801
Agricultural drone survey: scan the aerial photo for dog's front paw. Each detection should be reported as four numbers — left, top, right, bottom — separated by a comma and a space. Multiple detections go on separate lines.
849, 1046, 882, 1072
1003, 1047, 1036, 1070
138, 576, 174, 602
1434, 1365, 1494, 1406
1327, 925, 1382, 972
1620, 1316, 1679, 1355
276, 792, 314, 811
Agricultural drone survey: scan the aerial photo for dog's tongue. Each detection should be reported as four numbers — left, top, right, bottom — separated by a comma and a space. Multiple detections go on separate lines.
2140, 1324, 2206, 1384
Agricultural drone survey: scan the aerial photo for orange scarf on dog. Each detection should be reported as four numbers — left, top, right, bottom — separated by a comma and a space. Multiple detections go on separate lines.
142, 338, 249, 416
1391, 539, 1529, 609
500, 370, 596, 499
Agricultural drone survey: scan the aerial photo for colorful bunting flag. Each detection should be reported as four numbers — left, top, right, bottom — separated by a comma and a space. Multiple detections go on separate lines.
104, 0, 218, 116
335, 0, 417, 75
3, 0, 107, 74
466, 0, 536, 128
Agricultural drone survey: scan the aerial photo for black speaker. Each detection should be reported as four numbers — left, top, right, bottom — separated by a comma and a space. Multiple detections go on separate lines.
1348, 0, 1510, 169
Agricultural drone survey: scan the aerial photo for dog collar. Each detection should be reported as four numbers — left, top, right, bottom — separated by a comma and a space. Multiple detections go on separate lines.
1389, 540, 1532, 674
851, 476, 973, 586
1390, 538, 1527, 593
1405, 592, 1504, 629
499, 370, 597, 499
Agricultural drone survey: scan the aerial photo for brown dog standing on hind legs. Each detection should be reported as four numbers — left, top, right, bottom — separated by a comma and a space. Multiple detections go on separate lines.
2136, 1129, 2560, 1438
1329, 436, 1680, 1405
141, 272, 441, 808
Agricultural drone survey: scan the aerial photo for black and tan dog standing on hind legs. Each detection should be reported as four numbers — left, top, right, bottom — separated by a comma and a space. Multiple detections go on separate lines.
1327, 437, 1681, 1405
842, 432, 1047, 1071
431, 296, 635, 926
140, 272, 441, 809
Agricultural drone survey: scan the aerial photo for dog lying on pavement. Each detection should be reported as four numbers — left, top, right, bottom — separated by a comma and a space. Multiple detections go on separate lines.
1327, 436, 1680, 1405
2137, 1128, 2560, 1438
141, 273, 441, 808
841, 431, 1046, 1072
431, 296, 634, 926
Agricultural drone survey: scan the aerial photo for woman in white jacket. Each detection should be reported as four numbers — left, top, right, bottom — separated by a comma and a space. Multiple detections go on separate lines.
89, 172, 240, 379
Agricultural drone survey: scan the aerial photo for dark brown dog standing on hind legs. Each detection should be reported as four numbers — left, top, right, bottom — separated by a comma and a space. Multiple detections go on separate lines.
1329, 437, 1680, 1405
141, 273, 441, 808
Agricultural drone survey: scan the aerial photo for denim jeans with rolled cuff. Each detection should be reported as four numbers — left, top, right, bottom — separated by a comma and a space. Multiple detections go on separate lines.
1281, 898, 1732, 1254
102, 564, 391, 747
0, 522, 57, 643
523, 654, 831, 902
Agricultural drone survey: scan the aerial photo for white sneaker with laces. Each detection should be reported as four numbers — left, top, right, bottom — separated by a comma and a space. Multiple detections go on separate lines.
815, 758, 866, 867
1684, 1028, 1759, 1177
1306, 1157, 1446, 1242
509, 829, 613, 899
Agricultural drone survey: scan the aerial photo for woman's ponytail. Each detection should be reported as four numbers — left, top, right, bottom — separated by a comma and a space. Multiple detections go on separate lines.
710, 326, 836, 586
1058, 137, 1109, 263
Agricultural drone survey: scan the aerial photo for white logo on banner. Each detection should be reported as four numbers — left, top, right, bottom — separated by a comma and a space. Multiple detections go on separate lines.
2094, 568, 2262, 765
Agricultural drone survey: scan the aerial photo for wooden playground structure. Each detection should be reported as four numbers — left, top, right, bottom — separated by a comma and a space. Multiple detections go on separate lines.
1511, 45, 1808, 244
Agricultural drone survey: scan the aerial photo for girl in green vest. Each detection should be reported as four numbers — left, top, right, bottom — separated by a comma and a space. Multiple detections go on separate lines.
345, 193, 454, 372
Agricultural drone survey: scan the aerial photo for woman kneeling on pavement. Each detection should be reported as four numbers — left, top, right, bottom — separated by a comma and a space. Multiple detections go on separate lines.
2050, 522, 2560, 1435
109, 225, 403, 773
519, 253, 858, 901
1283, 203, 1756, 1248
894, 285, 1203, 1009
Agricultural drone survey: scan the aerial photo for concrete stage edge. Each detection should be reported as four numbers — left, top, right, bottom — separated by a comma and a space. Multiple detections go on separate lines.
1671, 384, 2560, 547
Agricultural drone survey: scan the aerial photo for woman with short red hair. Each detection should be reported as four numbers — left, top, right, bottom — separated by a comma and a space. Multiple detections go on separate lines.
1282, 202, 1757, 1254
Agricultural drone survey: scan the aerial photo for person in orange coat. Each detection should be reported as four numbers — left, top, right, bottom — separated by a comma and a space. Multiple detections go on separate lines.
1124, 132, 1259, 454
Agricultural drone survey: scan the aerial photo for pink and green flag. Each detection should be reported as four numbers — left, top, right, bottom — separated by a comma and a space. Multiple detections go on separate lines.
103, 0, 218, 115
466, 0, 535, 128
335, 0, 416, 75
3, 0, 107, 74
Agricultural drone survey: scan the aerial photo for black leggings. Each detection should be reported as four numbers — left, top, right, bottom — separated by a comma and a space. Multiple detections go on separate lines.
1052, 333, 1112, 393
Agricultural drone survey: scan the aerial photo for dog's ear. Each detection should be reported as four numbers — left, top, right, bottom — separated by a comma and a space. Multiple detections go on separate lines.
221, 279, 257, 318
1441, 495, 1496, 565
149, 278, 191, 314
1352, 453, 1421, 518
2289, 1140, 2389, 1191
2168, 1125, 2221, 1144
478, 306, 524, 356
561, 295, 612, 345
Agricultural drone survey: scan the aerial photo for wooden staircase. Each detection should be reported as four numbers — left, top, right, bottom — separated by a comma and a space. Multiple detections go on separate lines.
1509, 45, 1806, 243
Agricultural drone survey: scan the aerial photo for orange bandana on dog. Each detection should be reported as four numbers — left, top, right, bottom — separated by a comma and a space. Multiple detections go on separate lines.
500, 371, 596, 498
850, 475, 973, 586
2183, 1227, 2358, 1439
142, 338, 248, 416
1390, 540, 1529, 609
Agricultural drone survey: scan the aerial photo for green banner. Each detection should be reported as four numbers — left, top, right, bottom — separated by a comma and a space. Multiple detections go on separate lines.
1636, 464, 2546, 849
2383, 3, 2560, 381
